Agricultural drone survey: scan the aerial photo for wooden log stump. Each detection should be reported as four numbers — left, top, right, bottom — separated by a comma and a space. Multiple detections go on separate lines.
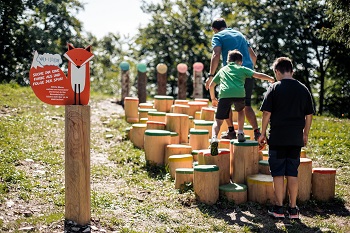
170, 132, 179, 144
312, 168, 336, 201
188, 116, 194, 131
165, 144, 192, 165
258, 159, 271, 175
168, 154, 193, 179
139, 102, 154, 109
219, 139, 230, 149
194, 165, 220, 205
148, 111, 166, 123
154, 95, 174, 113
146, 121, 166, 130
129, 123, 147, 149
124, 97, 139, 123
247, 174, 286, 204
144, 130, 171, 165
170, 104, 190, 115
175, 168, 194, 189
194, 98, 210, 106
189, 129, 209, 150
125, 127, 131, 140
138, 108, 157, 120
174, 99, 189, 105
300, 148, 307, 158
199, 149, 231, 185
297, 158, 312, 202
139, 118, 148, 123
194, 120, 214, 139
231, 140, 259, 184
200, 107, 216, 121
188, 101, 208, 117
219, 183, 247, 204
166, 113, 189, 144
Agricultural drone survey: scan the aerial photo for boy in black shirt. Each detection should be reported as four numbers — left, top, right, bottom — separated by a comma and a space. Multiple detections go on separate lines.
258, 57, 314, 219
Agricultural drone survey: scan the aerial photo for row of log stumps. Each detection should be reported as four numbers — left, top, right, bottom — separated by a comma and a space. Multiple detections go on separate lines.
123, 96, 337, 206
118, 61, 205, 106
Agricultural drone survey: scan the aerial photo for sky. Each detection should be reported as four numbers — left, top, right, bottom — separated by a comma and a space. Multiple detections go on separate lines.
76, 0, 160, 39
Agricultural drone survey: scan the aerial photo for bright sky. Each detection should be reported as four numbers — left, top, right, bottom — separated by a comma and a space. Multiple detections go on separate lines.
77, 0, 160, 39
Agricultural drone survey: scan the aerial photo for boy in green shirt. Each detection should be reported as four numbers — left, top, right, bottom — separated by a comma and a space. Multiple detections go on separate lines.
209, 50, 274, 155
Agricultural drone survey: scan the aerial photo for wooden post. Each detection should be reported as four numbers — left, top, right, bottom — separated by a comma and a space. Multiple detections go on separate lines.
65, 105, 90, 226
177, 63, 188, 100
137, 63, 147, 103
312, 168, 337, 201
231, 140, 259, 184
119, 61, 130, 106
194, 165, 220, 205
165, 113, 189, 144
297, 158, 312, 201
193, 62, 204, 98
156, 63, 167, 95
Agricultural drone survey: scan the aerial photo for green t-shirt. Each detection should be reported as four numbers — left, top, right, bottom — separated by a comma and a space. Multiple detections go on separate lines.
212, 63, 254, 98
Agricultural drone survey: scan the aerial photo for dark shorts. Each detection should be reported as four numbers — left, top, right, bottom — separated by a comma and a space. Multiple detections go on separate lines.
244, 78, 254, 106
268, 146, 301, 177
215, 98, 245, 120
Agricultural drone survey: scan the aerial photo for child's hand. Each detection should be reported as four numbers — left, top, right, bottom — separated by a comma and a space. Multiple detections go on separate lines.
211, 98, 218, 107
258, 134, 267, 151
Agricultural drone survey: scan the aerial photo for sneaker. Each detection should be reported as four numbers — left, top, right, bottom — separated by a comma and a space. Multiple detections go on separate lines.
210, 138, 219, 156
221, 130, 236, 139
254, 129, 261, 141
268, 205, 285, 219
287, 206, 300, 219
237, 133, 246, 142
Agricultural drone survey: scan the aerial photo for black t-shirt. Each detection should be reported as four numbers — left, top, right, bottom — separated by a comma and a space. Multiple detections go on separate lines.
260, 79, 315, 146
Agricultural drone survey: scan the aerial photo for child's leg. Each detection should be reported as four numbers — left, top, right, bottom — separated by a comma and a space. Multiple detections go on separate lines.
212, 119, 224, 138
237, 110, 245, 133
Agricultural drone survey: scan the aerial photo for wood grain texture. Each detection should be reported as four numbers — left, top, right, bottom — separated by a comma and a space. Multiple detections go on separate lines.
65, 105, 90, 225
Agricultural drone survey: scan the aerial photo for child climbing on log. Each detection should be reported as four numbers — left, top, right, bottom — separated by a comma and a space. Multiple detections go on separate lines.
209, 49, 274, 155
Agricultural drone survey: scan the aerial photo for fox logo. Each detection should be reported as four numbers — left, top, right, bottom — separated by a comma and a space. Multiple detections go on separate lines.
29, 44, 94, 105
64, 43, 94, 105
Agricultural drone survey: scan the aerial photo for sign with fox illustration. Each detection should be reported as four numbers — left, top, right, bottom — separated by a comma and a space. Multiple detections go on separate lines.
30, 43, 94, 105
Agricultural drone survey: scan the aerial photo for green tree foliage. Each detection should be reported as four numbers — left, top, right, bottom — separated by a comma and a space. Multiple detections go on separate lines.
224, 0, 349, 117
136, 0, 215, 98
321, 0, 350, 48
0, 0, 84, 84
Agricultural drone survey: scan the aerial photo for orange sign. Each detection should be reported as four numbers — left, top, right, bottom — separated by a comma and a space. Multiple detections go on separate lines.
30, 44, 94, 105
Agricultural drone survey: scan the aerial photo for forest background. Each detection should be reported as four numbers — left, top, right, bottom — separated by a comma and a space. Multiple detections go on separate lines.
1, 0, 350, 118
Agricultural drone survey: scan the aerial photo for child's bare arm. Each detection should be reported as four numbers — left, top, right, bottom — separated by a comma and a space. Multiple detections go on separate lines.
252, 72, 274, 83
209, 81, 218, 107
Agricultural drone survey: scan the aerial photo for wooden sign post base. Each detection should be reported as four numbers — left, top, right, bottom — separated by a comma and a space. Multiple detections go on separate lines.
65, 105, 91, 227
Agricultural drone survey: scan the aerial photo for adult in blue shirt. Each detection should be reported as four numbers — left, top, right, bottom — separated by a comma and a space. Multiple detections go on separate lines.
205, 18, 260, 140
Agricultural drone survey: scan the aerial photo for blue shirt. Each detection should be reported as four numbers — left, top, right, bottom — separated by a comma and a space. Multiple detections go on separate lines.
211, 28, 253, 69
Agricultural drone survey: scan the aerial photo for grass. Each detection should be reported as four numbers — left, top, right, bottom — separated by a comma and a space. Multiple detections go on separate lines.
0, 83, 349, 232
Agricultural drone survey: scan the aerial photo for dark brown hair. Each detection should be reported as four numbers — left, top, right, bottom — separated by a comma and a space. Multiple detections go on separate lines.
227, 50, 243, 63
272, 57, 293, 73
